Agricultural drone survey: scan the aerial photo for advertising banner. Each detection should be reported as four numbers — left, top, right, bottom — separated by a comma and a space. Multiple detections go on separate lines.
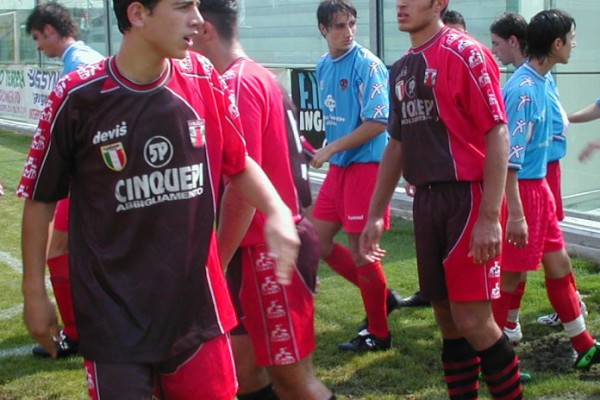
290, 69, 325, 149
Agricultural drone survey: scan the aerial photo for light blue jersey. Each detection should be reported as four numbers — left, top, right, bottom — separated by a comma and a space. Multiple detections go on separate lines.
504, 62, 552, 179
61, 41, 103, 75
547, 74, 570, 162
316, 43, 389, 167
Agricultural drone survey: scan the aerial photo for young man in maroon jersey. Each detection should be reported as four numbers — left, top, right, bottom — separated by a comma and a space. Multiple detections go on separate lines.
18, 0, 300, 398
193, 2, 334, 399
361, 0, 523, 398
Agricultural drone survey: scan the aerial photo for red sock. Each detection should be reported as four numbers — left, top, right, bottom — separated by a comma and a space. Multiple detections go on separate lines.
356, 261, 388, 338
324, 243, 359, 286
546, 274, 594, 353
492, 290, 513, 331
48, 254, 78, 340
506, 281, 526, 330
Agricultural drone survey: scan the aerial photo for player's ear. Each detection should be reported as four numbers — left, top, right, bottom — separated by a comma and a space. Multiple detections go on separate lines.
127, 1, 150, 29
318, 23, 328, 38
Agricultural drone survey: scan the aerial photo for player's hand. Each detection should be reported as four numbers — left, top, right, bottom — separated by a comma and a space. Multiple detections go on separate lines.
23, 292, 59, 358
310, 145, 335, 169
505, 216, 528, 248
469, 216, 502, 264
579, 140, 600, 162
264, 211, 300, 286
360, 218, 387, 262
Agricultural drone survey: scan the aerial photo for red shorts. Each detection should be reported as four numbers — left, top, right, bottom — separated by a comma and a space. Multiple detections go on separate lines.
502, 179, 564, 272
85, 334, 237, 400
312, 163, 391, 233
413, 182, 501, 303
53, 198, 70, 232
227, 218, 318, 366
546, 160, 564, 221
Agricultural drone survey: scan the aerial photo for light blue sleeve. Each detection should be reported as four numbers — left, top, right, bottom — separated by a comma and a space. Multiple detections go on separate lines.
358, 56, 389, 123
505, 81, 535, 170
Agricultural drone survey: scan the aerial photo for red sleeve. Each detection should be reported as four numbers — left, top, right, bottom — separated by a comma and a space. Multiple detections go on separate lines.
209, 67, 247, 176
231, 75, 265, 166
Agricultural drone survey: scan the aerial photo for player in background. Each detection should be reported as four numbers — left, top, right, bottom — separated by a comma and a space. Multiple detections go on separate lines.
193, 1, 334, 399
497, 8, 600, 370
442, 9, 466, 32
24, 2, 104, 358
310, 0, 398, 352
362, 0, 524, 398
19, 0, 300, 398
570, 98, 600, 161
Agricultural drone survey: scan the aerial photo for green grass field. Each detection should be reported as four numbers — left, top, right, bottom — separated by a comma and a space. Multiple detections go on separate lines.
1, 129, 600, 399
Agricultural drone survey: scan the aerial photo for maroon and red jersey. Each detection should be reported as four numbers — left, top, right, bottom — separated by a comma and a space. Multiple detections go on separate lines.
18, 53, 246, 363
388, 27, 507, 186
223, 57, 309, 247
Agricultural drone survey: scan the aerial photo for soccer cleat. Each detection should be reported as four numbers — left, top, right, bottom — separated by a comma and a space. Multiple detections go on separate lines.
537, 301, 589, 327
357, 289, 402, 332
32, 330, 79, 358
504, 322, 523, 346
397, 290, 430, 307
574, 342, 600, 370
338, 329, 391, 352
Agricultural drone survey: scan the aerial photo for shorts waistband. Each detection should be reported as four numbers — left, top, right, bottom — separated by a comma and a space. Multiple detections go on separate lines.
416, 181, 473, 191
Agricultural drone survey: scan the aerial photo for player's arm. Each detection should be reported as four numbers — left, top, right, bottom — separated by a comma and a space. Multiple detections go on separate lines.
217, 185, 256, 269
311, 120, 386, 168
21, 199, 59, 358
361, 138, 403, 262
227, 156, 299, 285
569, 99, 600, 123
504, 168, 527, 247
469, 123, 508, 264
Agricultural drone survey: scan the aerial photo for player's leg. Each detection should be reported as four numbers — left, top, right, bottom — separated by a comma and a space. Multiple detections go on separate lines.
267, 356, 332, 400
231, 334, 275, 399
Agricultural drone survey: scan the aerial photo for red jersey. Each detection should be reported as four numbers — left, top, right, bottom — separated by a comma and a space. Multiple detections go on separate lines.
223, 57, 307, 247
18, 53, 246, 363
388, 27, 507, 186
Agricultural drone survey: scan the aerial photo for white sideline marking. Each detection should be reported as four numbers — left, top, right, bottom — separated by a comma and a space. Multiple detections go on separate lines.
0, 250, 21, 273
0, 345, 32, 359
0, 304, 22, 320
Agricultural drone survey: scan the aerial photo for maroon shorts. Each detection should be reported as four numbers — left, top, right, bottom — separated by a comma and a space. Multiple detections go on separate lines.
546, 160, 564, 221
84, 334, 237, 400
53, 198, 70, 232
413, 181, 501, 303
227, 218, 318, 366
502, 179, 564, 272
312, 163, 391, 233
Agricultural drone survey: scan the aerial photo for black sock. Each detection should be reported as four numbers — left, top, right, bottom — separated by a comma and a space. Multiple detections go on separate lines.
478, 335, 523, 400
442, 337, 480, 400
237, 384, 279, 400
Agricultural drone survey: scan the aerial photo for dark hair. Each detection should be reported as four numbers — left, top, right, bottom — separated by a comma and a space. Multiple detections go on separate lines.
25, 2, 79, 38
442, 10, 465, 29
490, 12, 528, 55
527, 9, 575, 62
198, 0, 238, 41
113, 0, 161, 34
317, 0, 357, 28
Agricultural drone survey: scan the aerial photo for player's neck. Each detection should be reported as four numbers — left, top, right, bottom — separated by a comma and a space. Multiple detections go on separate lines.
528, 57, 556, 76
114, 47, 168, 85
58, 37, 76, 58
215, 41, 246, 74
409, 20, 444, 48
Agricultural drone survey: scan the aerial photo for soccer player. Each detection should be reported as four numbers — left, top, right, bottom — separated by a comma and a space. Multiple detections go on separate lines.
362, 0, 524, 398
18, 0, 300, 398
311, 0, 396, 352
442, 10, 466, 32
25, 2, 104, 358
193, 1, 334, 399
498, 8, 600, 370
489, 12, 587, 343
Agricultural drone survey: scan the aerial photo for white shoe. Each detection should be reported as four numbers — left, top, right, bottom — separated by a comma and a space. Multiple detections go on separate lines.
504, 322, 523, 345
537, 301, 588, 326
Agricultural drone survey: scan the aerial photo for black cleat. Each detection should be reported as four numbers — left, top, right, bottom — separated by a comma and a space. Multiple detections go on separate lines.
338, 329, 391, 352
32, 331, 79, 358
397, 290, 430, 307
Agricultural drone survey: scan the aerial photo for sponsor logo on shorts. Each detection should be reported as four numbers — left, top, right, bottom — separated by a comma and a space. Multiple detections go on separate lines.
261, 277, 282, 295
256, 253, 275, 272
274, 348, 296, 365
267, 300, 286, 319
271, 324, 291, 342
347, 214, 364, 221
488, 261, 501, 278
491, 282, 501, 300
